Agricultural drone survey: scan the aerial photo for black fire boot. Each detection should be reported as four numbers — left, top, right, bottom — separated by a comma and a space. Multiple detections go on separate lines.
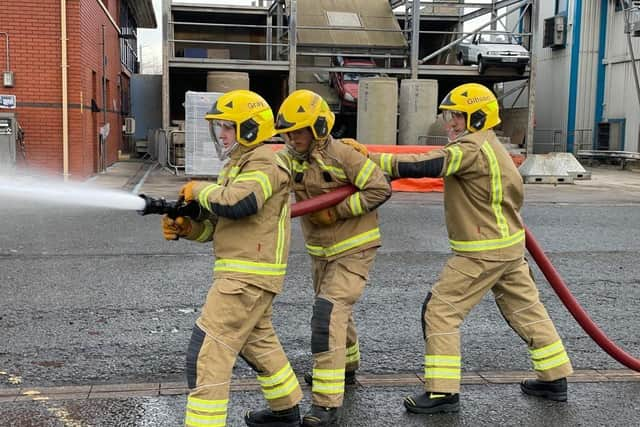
301, 405, 340, 426
520, 377, 568, 402
303, 370, 356, 386
244, 405, 301, 427
403, 392, 460, 414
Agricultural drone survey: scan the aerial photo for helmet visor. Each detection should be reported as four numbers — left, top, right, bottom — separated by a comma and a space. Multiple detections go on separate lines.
442, 110, 465, 123
208, 119, 239, 161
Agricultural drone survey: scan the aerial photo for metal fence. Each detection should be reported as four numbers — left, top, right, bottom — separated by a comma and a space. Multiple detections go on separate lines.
532, 128, 593, 154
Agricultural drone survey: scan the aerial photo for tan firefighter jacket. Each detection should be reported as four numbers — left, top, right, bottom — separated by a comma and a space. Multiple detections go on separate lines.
185, 143, 292, 294
279, 136, 392, 261
370, 129, 525, 261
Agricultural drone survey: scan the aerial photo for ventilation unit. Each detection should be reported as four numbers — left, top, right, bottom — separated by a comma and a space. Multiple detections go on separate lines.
543, 15, 567, 49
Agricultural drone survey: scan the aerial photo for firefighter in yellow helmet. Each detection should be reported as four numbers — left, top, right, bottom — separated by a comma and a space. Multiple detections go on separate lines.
369, 83, 573, 414
274, 89, 391, 426
162, 89, 302, 427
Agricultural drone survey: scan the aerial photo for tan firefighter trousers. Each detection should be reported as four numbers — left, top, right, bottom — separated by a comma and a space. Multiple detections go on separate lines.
310, 248, 376, 407
184, 278, 302, 427
422, 255, 573, 394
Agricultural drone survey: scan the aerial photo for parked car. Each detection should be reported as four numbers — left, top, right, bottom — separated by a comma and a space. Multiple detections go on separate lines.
458, 32, 530, 74
329, 56, 379, 110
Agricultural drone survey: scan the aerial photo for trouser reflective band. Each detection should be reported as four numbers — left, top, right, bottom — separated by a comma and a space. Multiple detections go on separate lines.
257, 362, 300, 401
312, 368, 345, 395
529, 340, 570, 372
185, 396, 228, 427
424, 355, 462, 380
345, 342, 360, 365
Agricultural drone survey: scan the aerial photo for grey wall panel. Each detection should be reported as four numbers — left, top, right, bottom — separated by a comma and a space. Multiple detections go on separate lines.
131, 75, 162, 140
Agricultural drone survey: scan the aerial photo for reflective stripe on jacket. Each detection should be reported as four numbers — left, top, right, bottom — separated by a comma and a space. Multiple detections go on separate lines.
370, 130, 525, 261
193, 144, 292, 293
280, 137, 391, 260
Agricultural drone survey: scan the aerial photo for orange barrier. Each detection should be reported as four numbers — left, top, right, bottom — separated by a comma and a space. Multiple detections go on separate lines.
268, 143, 522, 193
367, 145, 444, 193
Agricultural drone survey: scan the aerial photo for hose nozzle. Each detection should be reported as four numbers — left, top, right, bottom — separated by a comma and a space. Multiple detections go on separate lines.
137, 194, 203, 220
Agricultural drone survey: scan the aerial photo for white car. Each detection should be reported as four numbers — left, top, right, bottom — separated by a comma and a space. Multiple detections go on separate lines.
458, 32, 530, 74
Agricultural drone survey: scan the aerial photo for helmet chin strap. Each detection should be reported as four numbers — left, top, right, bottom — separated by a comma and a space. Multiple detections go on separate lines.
215, 140, 239, 161
286, 139, 317, 161
447, 128, 469, 142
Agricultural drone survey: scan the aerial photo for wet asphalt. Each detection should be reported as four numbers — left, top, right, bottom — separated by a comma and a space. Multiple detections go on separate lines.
1, 163, 639, 426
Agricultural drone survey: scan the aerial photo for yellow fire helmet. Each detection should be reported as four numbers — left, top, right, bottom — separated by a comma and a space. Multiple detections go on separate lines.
205, 90, 275, 154
439, 83, 501, 132
274, 89, 335, 140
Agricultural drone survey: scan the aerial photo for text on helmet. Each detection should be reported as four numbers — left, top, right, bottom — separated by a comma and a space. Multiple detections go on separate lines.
247, 101, 266, 109
466, 96, 492, 104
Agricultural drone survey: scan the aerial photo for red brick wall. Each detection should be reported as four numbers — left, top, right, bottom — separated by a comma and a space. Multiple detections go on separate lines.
0, 0, 126, 179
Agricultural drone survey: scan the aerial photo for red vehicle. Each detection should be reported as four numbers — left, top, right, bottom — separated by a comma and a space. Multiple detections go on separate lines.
329, 56, 378, 110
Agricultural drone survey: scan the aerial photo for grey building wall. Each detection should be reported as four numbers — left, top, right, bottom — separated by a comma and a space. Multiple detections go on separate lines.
604, 3, 640, 152
132, 74, 162, 140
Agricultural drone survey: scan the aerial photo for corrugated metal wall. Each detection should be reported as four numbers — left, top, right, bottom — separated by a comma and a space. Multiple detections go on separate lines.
604, 2, 640, 152
574, 0, 601, 140
533, 0, 640, 153
533, 1, 571, 150
536, 0, 640, 153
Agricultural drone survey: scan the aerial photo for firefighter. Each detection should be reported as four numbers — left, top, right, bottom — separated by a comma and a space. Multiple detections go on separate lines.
368, 83, 573, 413
162, 89, 302, 427
273, 89, 392, 426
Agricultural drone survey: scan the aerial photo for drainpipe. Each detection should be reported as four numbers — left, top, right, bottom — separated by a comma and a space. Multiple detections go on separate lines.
61, 0, 69, 180
593, 0, 608, 150
566, 0, 583, 153
102, 25, 107, 172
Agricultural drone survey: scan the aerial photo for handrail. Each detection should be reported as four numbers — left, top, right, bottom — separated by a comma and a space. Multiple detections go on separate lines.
170, 20, 287, 30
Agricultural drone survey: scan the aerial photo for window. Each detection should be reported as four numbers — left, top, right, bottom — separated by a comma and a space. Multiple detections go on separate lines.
555, 0, 569, 15
616, 0, 632, 12
119, 3, 139, 73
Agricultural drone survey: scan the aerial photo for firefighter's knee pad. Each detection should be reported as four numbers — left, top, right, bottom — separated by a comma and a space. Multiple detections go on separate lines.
423, 292, 465, 333
311, 297, 333, 354
186, 324, 206, 389
421, 292, 433, 340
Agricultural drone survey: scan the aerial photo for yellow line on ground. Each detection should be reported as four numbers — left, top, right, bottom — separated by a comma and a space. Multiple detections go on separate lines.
1, 369, 638, 403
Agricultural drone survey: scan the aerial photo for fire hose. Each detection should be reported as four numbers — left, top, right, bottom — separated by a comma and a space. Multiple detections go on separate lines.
139, 186, 640, 371
290, 185, 640, 372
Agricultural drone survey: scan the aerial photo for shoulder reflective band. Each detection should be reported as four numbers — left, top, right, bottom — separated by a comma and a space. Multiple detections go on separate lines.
354, 159, 376, 189
234, 170, 273, 201
445, 145, 463, 176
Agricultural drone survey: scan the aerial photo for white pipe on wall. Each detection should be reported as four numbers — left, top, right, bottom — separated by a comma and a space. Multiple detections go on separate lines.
61, 0, 69, 180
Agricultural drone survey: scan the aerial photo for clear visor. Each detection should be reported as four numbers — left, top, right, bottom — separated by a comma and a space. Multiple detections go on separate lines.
442, 110, 465, 123
208, 119, 239, 161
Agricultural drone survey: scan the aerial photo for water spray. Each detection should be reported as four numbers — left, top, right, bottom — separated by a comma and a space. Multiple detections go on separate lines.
0, 172, 146, 211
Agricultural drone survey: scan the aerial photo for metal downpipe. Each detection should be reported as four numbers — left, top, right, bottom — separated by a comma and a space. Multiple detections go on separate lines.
61, 0, 69, 180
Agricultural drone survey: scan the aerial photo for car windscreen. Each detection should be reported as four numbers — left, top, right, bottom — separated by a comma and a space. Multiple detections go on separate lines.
479, 33, 517, 44
344, 73, 378, 81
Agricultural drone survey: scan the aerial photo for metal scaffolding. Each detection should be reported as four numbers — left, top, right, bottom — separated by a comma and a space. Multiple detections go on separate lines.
162, 0, 537, 150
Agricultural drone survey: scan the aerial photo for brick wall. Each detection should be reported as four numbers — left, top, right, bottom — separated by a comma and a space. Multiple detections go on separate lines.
0, 0, 126, 179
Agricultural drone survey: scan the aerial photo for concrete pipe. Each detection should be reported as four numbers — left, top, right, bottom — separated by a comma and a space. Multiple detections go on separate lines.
398, 79, 438, 145
357, 77, 398, 145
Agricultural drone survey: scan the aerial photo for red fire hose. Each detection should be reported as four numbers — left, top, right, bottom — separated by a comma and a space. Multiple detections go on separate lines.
525, 228, 640, 371
291, 185, 640, 372
290, 185, 358, 218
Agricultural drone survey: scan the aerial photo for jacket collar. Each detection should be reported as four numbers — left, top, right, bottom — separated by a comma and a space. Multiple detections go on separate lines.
447, 129, 492, 146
